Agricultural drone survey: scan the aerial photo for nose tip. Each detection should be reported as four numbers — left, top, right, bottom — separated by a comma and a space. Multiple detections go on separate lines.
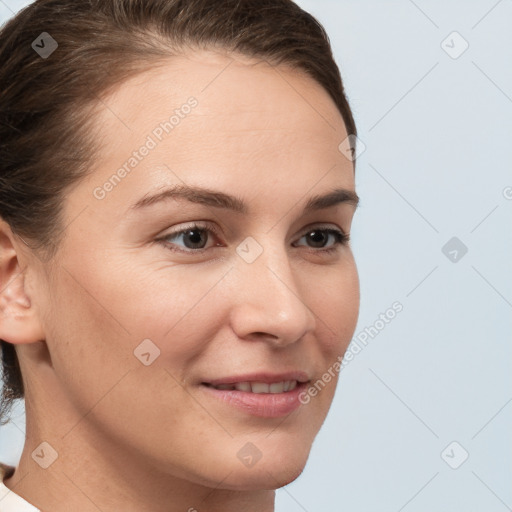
228, 261, 316, 347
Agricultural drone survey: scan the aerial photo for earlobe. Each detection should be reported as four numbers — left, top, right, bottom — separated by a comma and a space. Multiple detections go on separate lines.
0, 219, 45, 345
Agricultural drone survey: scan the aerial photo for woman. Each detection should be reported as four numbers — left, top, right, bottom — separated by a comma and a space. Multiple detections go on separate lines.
0, 0, 360, 510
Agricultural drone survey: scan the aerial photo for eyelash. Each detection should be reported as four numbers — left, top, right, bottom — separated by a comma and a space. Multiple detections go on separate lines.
155, 223, 350, 255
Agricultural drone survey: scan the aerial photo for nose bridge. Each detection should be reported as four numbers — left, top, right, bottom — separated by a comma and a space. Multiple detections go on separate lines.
229, 235, 316, 344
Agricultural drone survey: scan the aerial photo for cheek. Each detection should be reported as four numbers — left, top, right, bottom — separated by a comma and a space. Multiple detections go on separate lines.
42, 271, 140, 417
313, 258, 360, 355
45, 258, 230, 406
42, 260, 216, 446
115, 263, 233, 357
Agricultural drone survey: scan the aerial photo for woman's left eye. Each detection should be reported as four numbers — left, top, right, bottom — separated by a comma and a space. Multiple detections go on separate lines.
156, 223, 349, 254
294, 228, 350, 253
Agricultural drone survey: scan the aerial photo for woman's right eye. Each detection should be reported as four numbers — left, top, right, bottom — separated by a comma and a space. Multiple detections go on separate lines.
156, 223, 219, 254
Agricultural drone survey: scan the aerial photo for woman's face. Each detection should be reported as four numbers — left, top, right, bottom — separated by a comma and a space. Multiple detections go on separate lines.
29, 50, 359, 490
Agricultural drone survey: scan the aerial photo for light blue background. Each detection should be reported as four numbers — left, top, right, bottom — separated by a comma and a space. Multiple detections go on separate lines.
1, 1, 511, 510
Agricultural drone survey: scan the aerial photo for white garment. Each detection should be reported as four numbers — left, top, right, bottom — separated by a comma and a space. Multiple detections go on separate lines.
0, 463, 40, 511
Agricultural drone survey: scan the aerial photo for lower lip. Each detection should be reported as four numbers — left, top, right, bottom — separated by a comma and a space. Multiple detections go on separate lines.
200, 382, 308, 418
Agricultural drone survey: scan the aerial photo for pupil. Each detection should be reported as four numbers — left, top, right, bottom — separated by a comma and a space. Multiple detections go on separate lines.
186, 229, 206, 248
309, 230, 326, 247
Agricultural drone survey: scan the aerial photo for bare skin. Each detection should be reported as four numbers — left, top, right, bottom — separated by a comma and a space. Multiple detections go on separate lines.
0, 50, 359, 512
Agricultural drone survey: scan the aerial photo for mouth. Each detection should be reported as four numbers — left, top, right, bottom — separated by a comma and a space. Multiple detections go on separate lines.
202, 380, 300, 393
200, 372, 311, 418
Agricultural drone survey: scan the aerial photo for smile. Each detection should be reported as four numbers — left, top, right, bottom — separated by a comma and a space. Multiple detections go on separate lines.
203, 380, 299, 393
199, 373, 311, 418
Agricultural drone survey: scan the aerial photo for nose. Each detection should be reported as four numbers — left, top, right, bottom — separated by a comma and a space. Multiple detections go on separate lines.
228, 244, 316, 348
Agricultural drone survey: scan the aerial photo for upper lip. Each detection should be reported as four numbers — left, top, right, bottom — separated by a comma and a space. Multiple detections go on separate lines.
202, 371, 310, 386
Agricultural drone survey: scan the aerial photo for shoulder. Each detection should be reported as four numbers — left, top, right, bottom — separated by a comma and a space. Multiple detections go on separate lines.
0, 462, 14, 481
0, 462, 41, 511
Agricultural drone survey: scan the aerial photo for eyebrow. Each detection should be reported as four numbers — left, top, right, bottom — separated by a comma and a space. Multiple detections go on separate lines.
128, 184, 359, 214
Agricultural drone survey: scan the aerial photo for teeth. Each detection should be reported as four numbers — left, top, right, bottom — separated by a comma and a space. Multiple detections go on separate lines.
251, 382, 270, 393
211, 380, 298, 393
269, 382, 285, 393
235, 382, 251, 392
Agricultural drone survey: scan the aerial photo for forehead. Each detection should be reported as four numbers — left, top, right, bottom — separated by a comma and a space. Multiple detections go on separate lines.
76, 50, 354, 219
98, 50, 344, 126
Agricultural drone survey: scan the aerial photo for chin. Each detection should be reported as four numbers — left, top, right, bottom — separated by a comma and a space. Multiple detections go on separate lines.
214, 446, 311, 491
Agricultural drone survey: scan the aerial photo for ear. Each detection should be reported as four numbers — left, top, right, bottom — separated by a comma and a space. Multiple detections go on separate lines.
0, 218, 45, 345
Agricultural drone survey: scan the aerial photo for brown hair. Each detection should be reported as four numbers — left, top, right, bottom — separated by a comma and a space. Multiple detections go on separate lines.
0, 0, 357, 424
